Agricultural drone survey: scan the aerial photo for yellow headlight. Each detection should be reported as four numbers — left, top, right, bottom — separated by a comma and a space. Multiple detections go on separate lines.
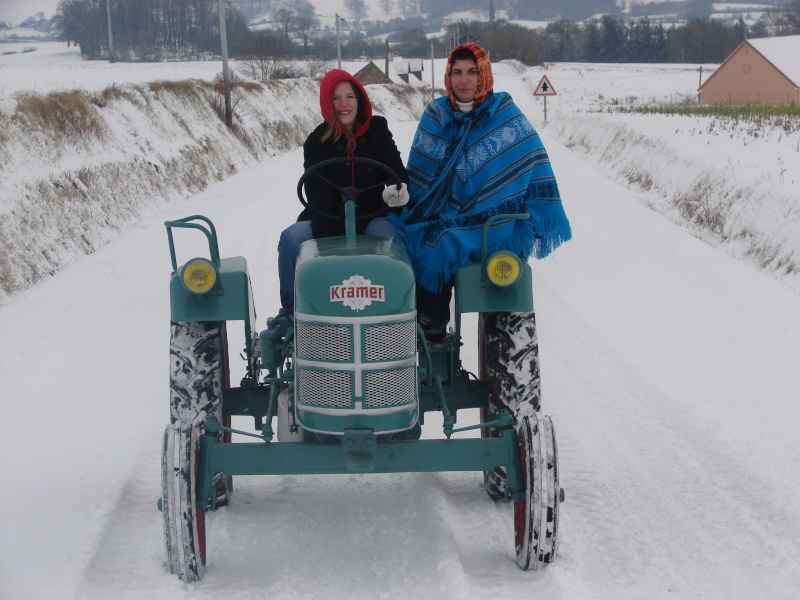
486, 251, 521, 287
181, 258, 217, 294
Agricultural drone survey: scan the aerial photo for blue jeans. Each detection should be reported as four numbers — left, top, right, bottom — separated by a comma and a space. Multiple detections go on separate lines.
278, 217, 404, 314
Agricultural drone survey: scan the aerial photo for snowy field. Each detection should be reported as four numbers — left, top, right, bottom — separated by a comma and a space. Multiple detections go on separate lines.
1, 41, 800, 600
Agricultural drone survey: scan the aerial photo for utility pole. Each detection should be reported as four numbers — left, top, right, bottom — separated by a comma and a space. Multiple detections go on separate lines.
218, 0, 232, 126
336, 14, 344, 69
430, 41, 435, 103
106, 0, 114, 62
698, 66, 703, 103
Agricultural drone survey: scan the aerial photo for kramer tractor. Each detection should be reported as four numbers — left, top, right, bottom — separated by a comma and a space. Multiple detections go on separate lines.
159, 157, 562, 581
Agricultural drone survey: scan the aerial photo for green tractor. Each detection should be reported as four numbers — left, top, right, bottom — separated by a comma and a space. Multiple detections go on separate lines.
159, 157, 562, 581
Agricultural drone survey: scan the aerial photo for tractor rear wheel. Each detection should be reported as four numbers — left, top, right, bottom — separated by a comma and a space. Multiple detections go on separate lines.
169, 320, 233, 506
479, 312, 541, 500
161, 422, 206, 581
514, 413, 559, 570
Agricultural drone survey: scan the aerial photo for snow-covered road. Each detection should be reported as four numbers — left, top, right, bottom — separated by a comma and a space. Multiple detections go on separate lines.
2, 71, 800, 600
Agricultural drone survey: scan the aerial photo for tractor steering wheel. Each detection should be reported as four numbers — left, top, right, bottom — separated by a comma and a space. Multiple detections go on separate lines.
296, 156, 403, 222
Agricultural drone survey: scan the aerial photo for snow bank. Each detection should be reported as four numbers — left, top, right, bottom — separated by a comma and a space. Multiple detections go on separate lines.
545, 105, 800, 288
0, 78, 431, 303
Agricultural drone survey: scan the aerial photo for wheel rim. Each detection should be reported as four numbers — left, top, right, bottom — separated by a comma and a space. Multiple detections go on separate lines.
513, 414, 559, 570
162, 423, 207, 581
193, 438, 207, 569
514, 418, 532, 568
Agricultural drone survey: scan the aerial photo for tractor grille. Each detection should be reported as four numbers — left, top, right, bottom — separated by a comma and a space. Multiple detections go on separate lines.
365, 367, 416, 407
294, 314, 418, 416
364, 321, 416, 361
296, 369, 352, 407
295, 322, 352, 361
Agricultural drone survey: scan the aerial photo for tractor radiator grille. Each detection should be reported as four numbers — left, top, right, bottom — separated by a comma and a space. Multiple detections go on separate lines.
365, 367, 416, 407
364, 321, 416, 361
296, 369, 352, 407
295, 322, 352, 361
294, 314, 418, 416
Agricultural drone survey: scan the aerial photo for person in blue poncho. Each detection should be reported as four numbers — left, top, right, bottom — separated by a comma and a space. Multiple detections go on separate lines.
388, 43, 572, 340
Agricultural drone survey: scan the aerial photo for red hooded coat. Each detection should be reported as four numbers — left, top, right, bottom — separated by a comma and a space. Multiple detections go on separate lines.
299, 70, 409, 239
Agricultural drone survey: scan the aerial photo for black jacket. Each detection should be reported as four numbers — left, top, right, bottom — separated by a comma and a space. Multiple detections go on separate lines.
298, 115, 409, 239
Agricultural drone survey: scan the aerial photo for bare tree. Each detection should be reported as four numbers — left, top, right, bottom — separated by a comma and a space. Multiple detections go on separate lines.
344, 0, 367, 26
303, 57, 334, 77
754, 8, 793, 36
378, 0, 394, 14
785, 0, 800, 34
273, 6, 295, 38
291, 0, 314, 19
294, 7, 319, 55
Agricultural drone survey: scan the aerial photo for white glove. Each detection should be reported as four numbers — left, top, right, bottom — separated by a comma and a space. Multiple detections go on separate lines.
382, 183, 409, 208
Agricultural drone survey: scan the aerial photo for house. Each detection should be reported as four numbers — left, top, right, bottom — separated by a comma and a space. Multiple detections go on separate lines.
354, 61, 392, 85
391, 59, 424, 83
408, 59, 424, 81
699, 35, 800, 104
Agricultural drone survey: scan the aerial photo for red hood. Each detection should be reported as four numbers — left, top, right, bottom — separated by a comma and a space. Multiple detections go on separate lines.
319, 69, 372, 139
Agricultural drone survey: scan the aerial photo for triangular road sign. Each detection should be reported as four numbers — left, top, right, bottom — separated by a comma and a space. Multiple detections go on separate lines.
533, 75, 557, 96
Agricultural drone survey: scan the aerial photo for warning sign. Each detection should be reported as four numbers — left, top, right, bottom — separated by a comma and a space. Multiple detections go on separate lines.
533, 75, 556, 96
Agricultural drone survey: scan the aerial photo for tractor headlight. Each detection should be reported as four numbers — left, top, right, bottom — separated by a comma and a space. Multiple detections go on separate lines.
180, 258, 217, 295
486, 251, 522, 287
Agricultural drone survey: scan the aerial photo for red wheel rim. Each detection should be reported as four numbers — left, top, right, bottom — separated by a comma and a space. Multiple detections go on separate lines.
196, 508, 206, 566
193, 441, 207, 568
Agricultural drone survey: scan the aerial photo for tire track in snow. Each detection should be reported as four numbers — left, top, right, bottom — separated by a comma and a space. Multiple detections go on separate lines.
426, 472, 564, 600
68, 431, 169, 600
188, 470, 492, 600
68, 438, 567, 600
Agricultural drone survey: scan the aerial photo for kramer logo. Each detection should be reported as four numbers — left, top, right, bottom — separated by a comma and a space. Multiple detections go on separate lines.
330, 274, 385, 311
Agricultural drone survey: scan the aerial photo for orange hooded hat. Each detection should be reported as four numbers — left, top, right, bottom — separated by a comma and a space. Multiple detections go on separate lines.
445, 42, 494, 111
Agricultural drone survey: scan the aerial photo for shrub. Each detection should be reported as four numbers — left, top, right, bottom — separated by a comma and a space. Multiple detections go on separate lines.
14, 90, 106, 142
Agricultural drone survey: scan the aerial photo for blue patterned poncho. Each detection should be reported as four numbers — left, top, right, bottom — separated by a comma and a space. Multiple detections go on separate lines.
389, 91, 571, 293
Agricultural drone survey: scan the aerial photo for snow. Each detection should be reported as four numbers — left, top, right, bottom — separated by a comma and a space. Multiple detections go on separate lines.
0, 43, 231, 94
2, 43, 800, 600
748, 35, 800, 87
616, 0, 673, 10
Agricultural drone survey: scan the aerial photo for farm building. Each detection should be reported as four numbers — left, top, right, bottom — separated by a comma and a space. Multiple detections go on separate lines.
354, 61, 392, 85
699, 35, 800, 104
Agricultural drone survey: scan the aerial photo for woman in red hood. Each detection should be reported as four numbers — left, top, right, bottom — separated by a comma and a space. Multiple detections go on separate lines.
278, 69, 410, 315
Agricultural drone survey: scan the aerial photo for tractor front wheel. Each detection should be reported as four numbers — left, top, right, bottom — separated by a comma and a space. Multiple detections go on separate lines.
514, 413, 559, 570
161, 422, 206, 581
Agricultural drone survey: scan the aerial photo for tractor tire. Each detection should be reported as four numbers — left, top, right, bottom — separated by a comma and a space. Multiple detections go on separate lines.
162, 422, 206, 582
479, 312, 541, 501
514, 413, 559, 570
169, 321, 232, 507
